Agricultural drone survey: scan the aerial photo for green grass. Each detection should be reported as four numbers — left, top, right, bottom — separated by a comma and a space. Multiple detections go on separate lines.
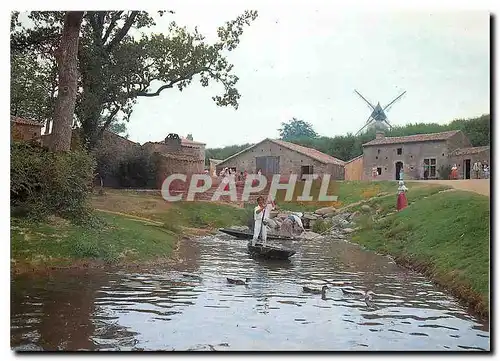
274, 180, 398, 212
11, 213, 177, 266
11, 201, 250, 269
351, 189, 490, 317
159, 202, 250, 229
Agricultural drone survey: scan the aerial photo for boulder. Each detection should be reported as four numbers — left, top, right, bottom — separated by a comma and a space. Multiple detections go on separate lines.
343, 228, 356, 233
361, 204, 371, 212
348, 211, 360, 221
303, 212, 318, 220
314, 206, 337, 216
265, 218, 279, 229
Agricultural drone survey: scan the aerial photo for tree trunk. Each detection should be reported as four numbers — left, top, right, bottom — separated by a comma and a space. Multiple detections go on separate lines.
50, 11, 84, 152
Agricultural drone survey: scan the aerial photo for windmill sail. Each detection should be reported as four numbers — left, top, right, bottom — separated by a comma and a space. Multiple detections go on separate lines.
354, 90, 405, 135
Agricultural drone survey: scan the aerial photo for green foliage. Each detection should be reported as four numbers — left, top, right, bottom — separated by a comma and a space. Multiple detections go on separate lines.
10, 142, 96, 222
11, 10, 258, 149
114, 149, 157, 188
312, 219, 332, 234
279, 118, 318, 140
11, 212, 177, 265
205, 143, 253, 164
10, 50, 56, 123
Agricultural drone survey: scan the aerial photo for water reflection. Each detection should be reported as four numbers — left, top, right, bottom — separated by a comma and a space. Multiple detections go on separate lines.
11, 232, 489, 351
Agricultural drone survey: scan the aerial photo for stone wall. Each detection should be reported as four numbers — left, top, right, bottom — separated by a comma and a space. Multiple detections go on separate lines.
11, 122, 42, 142
362, 135, 471, 181
215, 139, 344, 180
448, 147, 490, 179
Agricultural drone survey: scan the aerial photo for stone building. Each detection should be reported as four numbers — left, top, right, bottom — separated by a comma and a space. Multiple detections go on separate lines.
215, 138, 345, 179
448, 145, 490, 179
362, 130, 474, 180
143, 133, 206, 187
11, 116, 43, 142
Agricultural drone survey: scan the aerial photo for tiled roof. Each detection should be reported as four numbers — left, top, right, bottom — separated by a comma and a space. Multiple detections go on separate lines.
271, 139, 345, 165
362, 130, 461, 146
218, 138, 345, 166
449, 146, 490, 156
180, 137, 205, 146
11, 116, 43, 127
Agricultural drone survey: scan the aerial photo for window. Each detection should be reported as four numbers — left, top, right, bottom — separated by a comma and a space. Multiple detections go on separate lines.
375, 156, 378, 160
301, 165, 313, 179
424, 158, 437, 178
397, 148, 402, 155
377, 149, 381, 154
377, 167, 382, 175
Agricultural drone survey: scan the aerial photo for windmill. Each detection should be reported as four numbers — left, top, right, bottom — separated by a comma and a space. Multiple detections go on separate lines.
354, 89, 406, 135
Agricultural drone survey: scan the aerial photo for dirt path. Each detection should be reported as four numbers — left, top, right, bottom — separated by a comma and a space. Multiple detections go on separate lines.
411, 179, 490, 197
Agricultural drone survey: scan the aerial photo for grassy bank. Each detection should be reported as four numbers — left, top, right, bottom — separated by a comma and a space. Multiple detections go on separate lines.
11, 197, 249, 273
274, 180, 400, 212
351, 187, 490, 319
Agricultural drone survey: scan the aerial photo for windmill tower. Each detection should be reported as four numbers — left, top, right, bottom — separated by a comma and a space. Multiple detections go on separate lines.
354, 89, 406, 135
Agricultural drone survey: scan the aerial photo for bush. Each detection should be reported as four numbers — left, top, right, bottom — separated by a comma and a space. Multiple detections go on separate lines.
11, 142, 95, 222
312, 219, 332, 234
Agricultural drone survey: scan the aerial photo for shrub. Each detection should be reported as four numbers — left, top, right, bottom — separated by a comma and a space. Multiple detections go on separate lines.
312, 219, 332, 234
11, 141, 95, 222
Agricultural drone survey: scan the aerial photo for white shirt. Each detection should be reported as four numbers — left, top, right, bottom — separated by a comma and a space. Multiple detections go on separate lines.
254, 203, 274, 221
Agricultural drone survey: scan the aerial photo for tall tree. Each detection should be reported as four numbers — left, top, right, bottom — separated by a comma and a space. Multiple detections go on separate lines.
279, 118, 318, 140
11, 10, 258, 149
50, 11, 85, 152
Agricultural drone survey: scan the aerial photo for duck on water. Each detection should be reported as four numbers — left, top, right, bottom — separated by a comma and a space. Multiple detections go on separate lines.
227, 277, 251, 285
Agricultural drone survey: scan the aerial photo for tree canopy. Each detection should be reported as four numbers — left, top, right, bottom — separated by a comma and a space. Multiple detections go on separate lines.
11, 10, 258, 149
278, 118, 318, 140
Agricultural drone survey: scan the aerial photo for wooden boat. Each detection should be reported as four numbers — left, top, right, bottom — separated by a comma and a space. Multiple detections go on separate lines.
247, 242, 296, 260
218, 228, 294, 241
218, 228, 296, 260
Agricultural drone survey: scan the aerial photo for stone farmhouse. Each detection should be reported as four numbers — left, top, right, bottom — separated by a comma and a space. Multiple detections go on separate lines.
356, 130, 490, 180
215, 138, 345, 180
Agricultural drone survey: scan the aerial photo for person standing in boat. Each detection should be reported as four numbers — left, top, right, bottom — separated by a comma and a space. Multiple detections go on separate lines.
396, 180, 408, 211
252, 196, 275, 246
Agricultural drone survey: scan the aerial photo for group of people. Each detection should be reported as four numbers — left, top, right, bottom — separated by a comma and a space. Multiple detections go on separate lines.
472, 161, 490, 179
450, 161, 490, 180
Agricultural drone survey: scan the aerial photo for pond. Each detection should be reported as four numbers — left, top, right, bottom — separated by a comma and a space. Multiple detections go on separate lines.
11, 233, 489, 351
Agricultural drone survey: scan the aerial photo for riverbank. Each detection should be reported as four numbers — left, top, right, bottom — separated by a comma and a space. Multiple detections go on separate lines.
11, 198, 250, 275
349, 187, 490, 320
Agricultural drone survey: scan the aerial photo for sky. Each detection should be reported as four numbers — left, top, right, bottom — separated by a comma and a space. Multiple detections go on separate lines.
12, 3, 491, 149
122, 3, 490, 148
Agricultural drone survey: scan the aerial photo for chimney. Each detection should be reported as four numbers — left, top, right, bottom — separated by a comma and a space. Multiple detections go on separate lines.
375, 131, 385, 139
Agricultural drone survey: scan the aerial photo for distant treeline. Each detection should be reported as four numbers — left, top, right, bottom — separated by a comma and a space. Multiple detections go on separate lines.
205, 114, 490, 164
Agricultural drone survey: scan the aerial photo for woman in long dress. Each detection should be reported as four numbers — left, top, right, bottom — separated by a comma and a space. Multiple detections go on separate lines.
396, 180, 408, 211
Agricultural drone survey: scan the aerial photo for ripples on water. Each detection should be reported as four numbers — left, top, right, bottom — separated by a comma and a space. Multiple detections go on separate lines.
11, 233, 489, 351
